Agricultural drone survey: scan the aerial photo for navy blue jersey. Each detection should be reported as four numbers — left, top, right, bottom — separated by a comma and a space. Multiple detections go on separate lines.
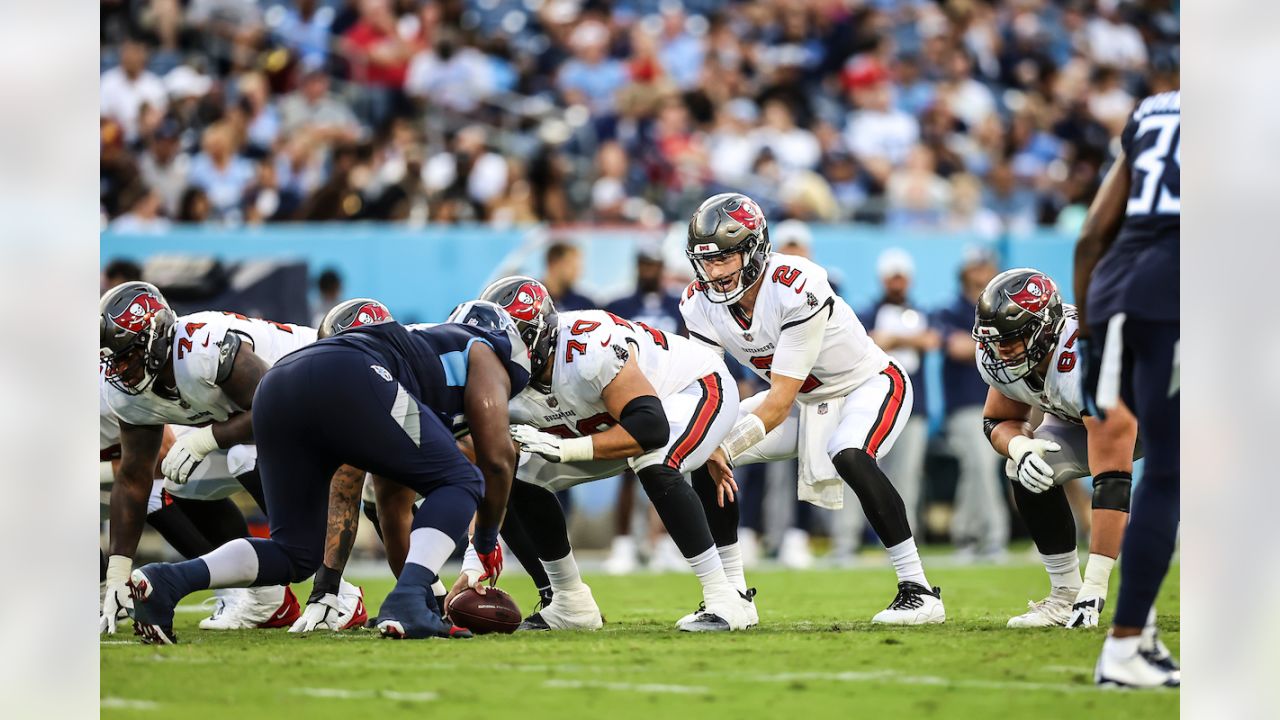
322, 321, 530, 429
1089, 91, 1180, 323
933, 297, 992, 414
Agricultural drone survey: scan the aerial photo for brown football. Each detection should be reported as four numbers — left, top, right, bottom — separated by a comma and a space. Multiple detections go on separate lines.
447, 587, 522, 635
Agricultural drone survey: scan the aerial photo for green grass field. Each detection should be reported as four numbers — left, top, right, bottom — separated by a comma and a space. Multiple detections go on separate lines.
101, 558, 1179, 719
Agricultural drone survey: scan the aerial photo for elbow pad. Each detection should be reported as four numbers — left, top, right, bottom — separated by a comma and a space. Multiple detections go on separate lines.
619, 395, 669, 451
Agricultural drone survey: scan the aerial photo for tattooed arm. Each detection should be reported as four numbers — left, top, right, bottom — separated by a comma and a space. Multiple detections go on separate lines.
311, 464, 366, 601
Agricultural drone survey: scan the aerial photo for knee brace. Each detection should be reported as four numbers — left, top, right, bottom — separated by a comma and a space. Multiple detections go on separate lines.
1091, 470, 1132, 512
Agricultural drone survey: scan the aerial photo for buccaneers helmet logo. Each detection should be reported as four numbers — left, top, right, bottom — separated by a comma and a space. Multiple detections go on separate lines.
346, 302, 390, 330
725, 198, 763, 232
1007, 275, 1054, 314
504, 282, 546, 322
111, 292, 166, 333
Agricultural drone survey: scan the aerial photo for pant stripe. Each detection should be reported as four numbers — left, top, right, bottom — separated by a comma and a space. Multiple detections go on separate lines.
863, 363, 907, 458
664, 374, 724, 470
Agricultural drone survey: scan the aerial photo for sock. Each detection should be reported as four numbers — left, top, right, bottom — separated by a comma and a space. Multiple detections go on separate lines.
718, 542, 747, 594
1104, 633, 1142, 659
686, 546, 732, 598
542, 551, 585, 594
833, 449, 913, 547
638, 465, 716, 559
404, 527, 456, 579
146, 502, 217, 558
198, 537, 259, 588
885, 537, 928, 587
691, 465, 740, 547
1081, 553, 1115, 599
396, 562, 439, 594
1040, 550, 1083, 591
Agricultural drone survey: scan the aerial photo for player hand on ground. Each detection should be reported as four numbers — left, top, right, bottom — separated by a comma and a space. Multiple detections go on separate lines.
509, 424, 568, 463
1007, 435, 1060, 494
289, 593, 352, 633
100, 555, 133, 634
707, 448, 738, 507
161, 427, 219, 484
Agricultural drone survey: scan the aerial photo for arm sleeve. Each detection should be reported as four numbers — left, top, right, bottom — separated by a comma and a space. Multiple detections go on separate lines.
770, 306, 828, 381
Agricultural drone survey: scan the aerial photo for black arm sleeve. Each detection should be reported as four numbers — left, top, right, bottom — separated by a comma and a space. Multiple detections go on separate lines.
982, 417, 1002, 443
215, 331, 243, 385
618, 395, 669, 452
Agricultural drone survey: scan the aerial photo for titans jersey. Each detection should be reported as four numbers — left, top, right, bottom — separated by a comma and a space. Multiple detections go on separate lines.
509, 310, 723, 436
106, 311, 317, 427
327, 321, 531, 430
977, 307, 1086, 424
1089, 91, 1180, 324
680, 253, 890, 402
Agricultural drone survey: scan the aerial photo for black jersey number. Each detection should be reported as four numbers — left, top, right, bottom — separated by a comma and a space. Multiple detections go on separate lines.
1127, 114, 1180, 216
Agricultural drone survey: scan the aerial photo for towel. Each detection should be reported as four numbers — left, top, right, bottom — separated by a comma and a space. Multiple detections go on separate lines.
796, 396, 845, 510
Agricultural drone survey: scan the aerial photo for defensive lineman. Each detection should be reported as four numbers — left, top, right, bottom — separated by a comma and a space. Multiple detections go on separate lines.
973, 269, 1142, 629
1075, 90, 1181, 687
680, 193, 944, 624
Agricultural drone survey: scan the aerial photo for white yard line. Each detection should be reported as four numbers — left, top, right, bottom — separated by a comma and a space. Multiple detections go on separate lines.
292, 688, 438, 702
101, 697, 159, 710
543, 679, 710, 695
99, 640, 135, 645
749, 670, 1104, 694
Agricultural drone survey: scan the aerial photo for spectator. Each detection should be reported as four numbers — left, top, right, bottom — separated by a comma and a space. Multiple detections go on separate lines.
706, 99, 760, 187
188, 121, 255, 222
657, 4, 705, 91
945, 173, 1003, 239
102, 258, 143, 292
985, 159, 1038, 236
341, 0, 414, 90
751, 99, 821, 175
423, 126, 509, 221
591, 141, 635, 222
278, 66, 361, 143
271, 0, 334, 68
100, 37, 168, 143
886, 145, 952, 228
557, 21, 627, 117
405, 31, 496, 114
1085, 1, 1149, 71
177, 187, 212, 223
110, 189, 172, 234
236, 72, 280, 155
541, 242, 595, 312
932, 250, 1008, 561
137, 117, 190, 218
843, 56, 919, 188
938, 49, 996, 129
312, 268, 344, 327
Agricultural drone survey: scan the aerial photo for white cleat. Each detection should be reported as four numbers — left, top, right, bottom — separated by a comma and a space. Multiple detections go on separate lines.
198, 585, 300, 630
517, 586, 603, 631
677, 589, 755, 632
677, 588, 759, 629
603, 536, 639, 575
1096, 634, 1180, 688
647, 535, 688, 573
1140, 608, 1179, 672
1007, 586, 1076, 628
872, 582, 945, 625
777, 528, 814, 569
1067, 595, 1105, 629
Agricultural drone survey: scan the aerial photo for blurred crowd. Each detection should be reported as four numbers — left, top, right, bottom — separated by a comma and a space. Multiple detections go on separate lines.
101, 0, 1178, 234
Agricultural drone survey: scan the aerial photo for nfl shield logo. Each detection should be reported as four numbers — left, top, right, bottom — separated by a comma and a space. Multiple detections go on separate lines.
818, 402, 828, 415
743, 331, 753, 342
547, 397, 558, 408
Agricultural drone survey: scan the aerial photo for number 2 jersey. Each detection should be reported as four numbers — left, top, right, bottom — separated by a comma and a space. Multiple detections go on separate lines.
105, 311, 318, 427
679, 252, 890, 402
509, 309, 724, 436
976, 306, 1085, 424
1088, 90, 1180, 325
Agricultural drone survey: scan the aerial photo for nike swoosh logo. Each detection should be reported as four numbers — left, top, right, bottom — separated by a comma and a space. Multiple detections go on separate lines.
201, 336, 211, 347
600, 335, 612, 347
270, 604, 292, 622
794, 280, 807, 294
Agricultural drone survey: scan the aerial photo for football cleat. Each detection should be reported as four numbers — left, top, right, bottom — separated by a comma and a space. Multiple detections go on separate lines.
1095, 635, 1180, 688
603, 536, 640, 575
777, 528, 814, 570
872, 582, 946, 625
128, 565, 181, 645
1067, 596, 1105, 629
1007, 586, 1076, 628
199, 585, 300, 630
677, 588, 758, 629
336, 580, 368, 630
1141, 609, 1179, 672
677, 589, 754, 632
517, 586, 602, 631
377, 586, 471, 640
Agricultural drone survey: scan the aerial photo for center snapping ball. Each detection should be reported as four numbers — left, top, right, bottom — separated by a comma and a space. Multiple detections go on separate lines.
447, 587, 522, 635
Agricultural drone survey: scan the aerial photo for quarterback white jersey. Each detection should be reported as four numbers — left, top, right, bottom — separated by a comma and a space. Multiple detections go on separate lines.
106, 311, 317, 427
977, 307, 1085, 423
510, 309, 723, 437
680, 252, 890, 402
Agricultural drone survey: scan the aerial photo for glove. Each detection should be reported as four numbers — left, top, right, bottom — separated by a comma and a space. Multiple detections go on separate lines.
476, 543, 503, 586
289, 593, 353, 633
510, 424, 593, 463
1007, 435, 1061, 494
162, 426, 219, 484
100, 555, 133, 634
1078, 336, 1106, 420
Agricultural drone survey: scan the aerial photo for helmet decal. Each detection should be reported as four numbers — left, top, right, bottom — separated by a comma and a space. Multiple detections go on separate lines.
110, 292, 167, 334
346, 302, 390, 331
1006, 274, 1055, 314
504, 282, 547, 322
725, 198, 763, 232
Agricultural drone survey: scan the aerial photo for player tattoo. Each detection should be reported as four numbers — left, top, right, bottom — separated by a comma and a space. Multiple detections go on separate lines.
322, 464, 366, 575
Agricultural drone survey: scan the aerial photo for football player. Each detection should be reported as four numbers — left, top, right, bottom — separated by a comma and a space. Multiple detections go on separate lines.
973, 268, 1140, 629
680, 193, 944, 624
129, 304, 531, 643
451, 284, 755, 632
1074, 90, 1181, 687
98, 282, 364, 632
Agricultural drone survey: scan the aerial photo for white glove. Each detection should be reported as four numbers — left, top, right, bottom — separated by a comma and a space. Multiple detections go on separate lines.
509, 424, 593, 463
100, 555, 133, 634
460, 542, 484, 589
1007, 435, 1061, 494
162, 426, 219, 484
288, 593, 352, 633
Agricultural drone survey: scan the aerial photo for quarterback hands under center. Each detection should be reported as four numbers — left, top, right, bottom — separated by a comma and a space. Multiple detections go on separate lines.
161, 426, 219, 484
1007, 435, 1061, 494
509, 424, 594, 463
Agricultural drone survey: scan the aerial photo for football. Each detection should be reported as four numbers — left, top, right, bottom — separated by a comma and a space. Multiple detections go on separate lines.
447, 587, 522, 635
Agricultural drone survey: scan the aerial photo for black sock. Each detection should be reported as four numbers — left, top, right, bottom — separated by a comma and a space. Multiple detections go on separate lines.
1010, 480, 1077, 555
509, 481, 571, 560
501, 493, 552, 591
146, 497, 217, 559
691, 465, 739, 547
363, 500, 385, 542
172, 496, 250, 545
100, 550, 107, 582
832, 449, 913, 548
639, 465, 715, 559
235, 470, 269, 516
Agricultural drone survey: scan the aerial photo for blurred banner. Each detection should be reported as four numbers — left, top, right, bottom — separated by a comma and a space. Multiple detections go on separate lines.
102, 224, 1078, 324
